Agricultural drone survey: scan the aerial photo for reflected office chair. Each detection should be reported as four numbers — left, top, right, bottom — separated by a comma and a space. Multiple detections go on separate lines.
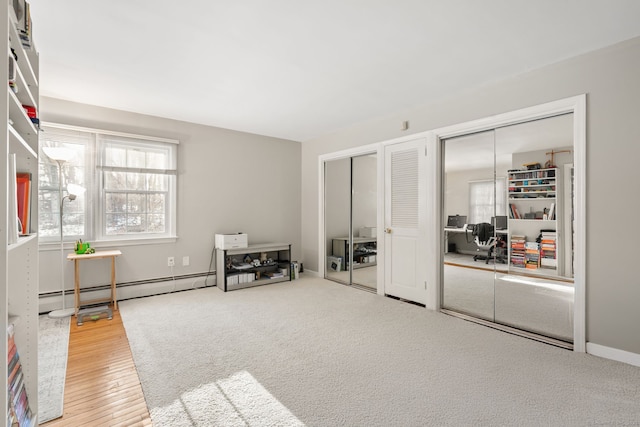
472, 222, 503, 264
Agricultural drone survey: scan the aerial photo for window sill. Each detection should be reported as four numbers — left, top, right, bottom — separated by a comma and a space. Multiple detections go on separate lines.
39, 236, 178, 251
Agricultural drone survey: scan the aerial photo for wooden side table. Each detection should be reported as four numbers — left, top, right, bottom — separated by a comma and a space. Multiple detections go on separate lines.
67, 250, 122, 316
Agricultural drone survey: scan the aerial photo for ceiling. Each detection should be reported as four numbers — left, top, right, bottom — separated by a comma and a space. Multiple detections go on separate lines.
28, 1, 640, 142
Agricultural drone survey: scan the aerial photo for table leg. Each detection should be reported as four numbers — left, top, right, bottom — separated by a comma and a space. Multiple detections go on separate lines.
111, 256, 118, 310
74, 259, 80, 316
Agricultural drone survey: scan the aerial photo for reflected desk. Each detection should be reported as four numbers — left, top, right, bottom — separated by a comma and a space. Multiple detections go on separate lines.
67, 250, 122, 316
444, 227, 470, 254
444, 227, 508, 254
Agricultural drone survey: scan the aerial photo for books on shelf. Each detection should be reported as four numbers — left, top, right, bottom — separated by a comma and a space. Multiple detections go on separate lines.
524, 241, 540, 270
7, 324, 34, 427
508, 168, 556, 180
540, 229, 557, 269
265, 271, 284, 279
510, 234, 526, 268
548, 203, 556, 220
509, 203, 521, 219
16, 172, 31, 235
8, 154, 18, 244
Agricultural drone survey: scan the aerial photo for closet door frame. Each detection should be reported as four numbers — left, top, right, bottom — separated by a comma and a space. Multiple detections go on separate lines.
427, 94, 587, 352
318, 142, 384, 294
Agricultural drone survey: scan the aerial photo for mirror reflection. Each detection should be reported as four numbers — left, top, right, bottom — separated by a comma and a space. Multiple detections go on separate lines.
325, 158, 350, 284
324, 154, 378, 291
442, 114, 575, 344
351, 154, 378, 290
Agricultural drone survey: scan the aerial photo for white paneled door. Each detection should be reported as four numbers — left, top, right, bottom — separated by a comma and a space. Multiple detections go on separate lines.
384, 138, 427, 304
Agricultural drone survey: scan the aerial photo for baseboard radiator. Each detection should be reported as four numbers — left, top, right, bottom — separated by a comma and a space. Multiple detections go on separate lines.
38, 271, 216, 314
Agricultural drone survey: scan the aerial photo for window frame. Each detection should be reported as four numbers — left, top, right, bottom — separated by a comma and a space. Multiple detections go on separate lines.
39, 122, 179, 247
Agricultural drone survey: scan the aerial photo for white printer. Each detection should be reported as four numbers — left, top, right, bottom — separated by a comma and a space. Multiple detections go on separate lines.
215, 233, 248, 249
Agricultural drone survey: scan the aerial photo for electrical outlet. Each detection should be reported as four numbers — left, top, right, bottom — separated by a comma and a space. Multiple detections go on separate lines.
182, 256, 190, 266
167, 256, 175, 267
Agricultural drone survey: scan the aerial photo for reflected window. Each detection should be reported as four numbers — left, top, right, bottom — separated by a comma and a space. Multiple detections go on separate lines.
468, 178, 506, 224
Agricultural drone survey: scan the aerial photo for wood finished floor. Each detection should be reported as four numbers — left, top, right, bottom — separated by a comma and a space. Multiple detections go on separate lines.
42, 308, 152, 427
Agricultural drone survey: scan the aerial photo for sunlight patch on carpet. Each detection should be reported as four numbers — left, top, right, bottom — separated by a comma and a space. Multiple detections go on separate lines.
151, 371, 304, 427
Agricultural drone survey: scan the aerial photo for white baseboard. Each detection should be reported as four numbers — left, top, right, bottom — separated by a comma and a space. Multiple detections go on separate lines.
303, 269, 320, 278
587, 342, 640, 367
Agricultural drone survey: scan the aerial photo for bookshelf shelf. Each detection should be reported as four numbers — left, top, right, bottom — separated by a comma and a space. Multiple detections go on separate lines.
3, 0, 39, 423
9, 126, 37, 158
509, 195, 556, 200
7, 234, 38, 252
8, 89, 38, 139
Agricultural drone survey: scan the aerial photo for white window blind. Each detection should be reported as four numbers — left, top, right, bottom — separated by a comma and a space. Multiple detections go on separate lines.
98, 135, 177, 238
468, 178, 506, 225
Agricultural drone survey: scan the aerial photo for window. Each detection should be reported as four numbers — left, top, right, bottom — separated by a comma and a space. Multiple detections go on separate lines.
39, 128, 90, 240
468, 178, 506, 225
39, 124, 178, 243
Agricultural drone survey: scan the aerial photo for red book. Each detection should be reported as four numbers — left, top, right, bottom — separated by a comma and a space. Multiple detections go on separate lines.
16, 173, 31, 235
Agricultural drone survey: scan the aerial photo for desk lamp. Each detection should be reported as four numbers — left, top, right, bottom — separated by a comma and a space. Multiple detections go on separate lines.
43, 147, 85, 318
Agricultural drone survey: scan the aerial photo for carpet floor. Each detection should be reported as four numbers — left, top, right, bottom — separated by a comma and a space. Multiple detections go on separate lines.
37, 314, 70, 424
120, 276, 640, 426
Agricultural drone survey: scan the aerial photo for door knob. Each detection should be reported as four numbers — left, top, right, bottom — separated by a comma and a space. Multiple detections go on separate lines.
385, 228, 392, 234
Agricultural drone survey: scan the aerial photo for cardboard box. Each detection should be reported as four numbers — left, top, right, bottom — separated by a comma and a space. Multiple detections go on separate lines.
215, 233, 248, 249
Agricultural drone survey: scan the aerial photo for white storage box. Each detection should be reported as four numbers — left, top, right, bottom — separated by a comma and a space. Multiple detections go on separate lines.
359, 227, 377, 238
327, 256, 342, 271
215, 233, 248, 249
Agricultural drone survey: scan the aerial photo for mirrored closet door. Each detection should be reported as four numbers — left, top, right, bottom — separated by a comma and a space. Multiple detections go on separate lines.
442, 129, 501, 321
324, 154, 378, 291
441, 114, 575, 347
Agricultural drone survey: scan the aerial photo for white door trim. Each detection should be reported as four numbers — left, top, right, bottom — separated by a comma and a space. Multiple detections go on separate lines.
318, 143, 384, 294
427, 95, 587, 352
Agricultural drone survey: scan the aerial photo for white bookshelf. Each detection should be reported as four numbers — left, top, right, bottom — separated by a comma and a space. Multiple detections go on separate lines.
507, 167, 562, 277
3, 0, 39, 423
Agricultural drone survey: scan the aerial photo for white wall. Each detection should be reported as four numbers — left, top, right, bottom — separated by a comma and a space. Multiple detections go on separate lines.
301, 37, 640, 355
39, 97, 301, 311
